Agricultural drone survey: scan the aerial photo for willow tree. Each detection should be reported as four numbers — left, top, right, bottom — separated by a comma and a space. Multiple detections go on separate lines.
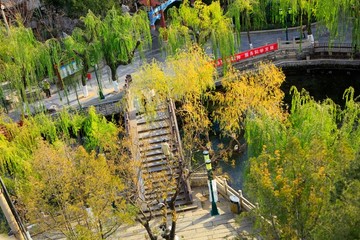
45, 37, 72, 104
129, 46, 216, 240
131, 45, 216, 154
0, 22, 53, 113
100, 8, 151, 92
160, 0, 235, 61
244, 87, 360, 239
18, 142, 135, 239
317, 0, 360, 48
62, 11, 104, 99
212, 62, 286, 139
226, 0, 262, 49
0, 105, 139, 237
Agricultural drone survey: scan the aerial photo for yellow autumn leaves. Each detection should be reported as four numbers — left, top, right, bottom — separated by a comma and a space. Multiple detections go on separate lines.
213, 63, 286, 135
131, 46, 286, 138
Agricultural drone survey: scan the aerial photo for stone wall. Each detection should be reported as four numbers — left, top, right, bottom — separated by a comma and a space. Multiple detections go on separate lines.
83, 100, 123, 116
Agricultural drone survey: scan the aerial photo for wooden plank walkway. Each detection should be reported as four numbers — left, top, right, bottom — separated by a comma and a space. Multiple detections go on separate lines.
112, 186, 254, 240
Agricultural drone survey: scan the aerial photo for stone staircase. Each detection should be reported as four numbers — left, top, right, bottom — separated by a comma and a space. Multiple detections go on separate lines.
126, 97, 194, 213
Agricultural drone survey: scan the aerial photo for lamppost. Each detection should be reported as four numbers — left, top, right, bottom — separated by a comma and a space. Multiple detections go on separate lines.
203, 150, 219, 216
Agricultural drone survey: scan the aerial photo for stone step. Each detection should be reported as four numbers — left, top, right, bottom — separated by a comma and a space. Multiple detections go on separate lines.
137, 120, 170, 133
138, 128, 171, 140
138, 135, 173, 147
136, 109, 169, 123
140, 148, 178, 158
136, 109, 169, 120
142, 154, 167, 163
144, 196, 194, 213
140, 149, 164, 158
144, 189, 187, 203
139, 144, 162, 152
143, 180, 179, 192
143, 164, 180, 174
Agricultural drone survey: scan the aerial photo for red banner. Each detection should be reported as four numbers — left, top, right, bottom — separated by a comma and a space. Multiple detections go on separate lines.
215, 43, 278, 67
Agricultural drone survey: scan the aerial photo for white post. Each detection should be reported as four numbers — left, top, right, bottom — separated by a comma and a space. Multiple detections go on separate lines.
1, 4, 10, 34
0, 188, 25, 240
82, 85, 88, 97
208, 179, 218, 202
238, 190, 243, 209
113, 80, 119, 92
308, 34, 314, 45
224, 179, 228, 197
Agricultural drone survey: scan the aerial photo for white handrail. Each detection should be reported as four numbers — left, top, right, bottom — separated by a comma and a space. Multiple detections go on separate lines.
215, 176, 256, 211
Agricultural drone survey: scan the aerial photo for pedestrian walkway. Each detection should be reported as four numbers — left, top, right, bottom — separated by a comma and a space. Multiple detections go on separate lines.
7, 64, 129, 121
113, 186, 255, 240
6, 23, 346, 122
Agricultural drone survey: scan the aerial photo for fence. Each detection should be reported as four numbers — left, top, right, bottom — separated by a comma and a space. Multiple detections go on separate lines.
215, 176, 256, 212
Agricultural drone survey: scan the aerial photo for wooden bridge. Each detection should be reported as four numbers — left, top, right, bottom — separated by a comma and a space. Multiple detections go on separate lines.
124, 88, 193, 212
226, 39, 360, 76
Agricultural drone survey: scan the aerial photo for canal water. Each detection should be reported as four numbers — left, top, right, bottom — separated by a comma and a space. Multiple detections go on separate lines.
218, 69, 360, 191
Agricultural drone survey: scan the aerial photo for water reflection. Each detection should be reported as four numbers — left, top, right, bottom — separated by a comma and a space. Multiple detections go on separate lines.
210, 136, 248, 191
218, 149, 248, 191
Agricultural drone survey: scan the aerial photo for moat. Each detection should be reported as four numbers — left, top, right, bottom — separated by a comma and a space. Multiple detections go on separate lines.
220, 68, 360, 191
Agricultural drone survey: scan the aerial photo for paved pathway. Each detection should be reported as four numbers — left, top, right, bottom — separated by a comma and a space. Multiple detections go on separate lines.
6, 23, 348, 121
112, 186, 254, 240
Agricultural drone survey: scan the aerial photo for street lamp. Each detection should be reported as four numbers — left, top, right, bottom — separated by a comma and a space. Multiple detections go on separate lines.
203, 151, 219, 216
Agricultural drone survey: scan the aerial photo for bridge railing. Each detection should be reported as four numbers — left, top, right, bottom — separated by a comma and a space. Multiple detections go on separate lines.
215, 176, 256, 211
167, 98, 193, 202
313, 42, 354, 54
277, 37, 313, 50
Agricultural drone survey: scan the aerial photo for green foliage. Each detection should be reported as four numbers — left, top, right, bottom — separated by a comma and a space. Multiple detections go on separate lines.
18, 142, 135, 239
213, 63, 286, 138
130, 45, 215, 161
82, 106, 118, 152
0, 116, 39, 177
71, 11, 104, 88
0, 106, 118, 177
245, 87, 360, 239
226, 0, 263, 44
131, 45, 215, 102
289, 87, 338, 148
161, 0, 235, 60
0, 210, 10, 234
0, 107, 138, 238
100, 8, 151, 81
31, 113, 58, 143
0, 24, 53, 109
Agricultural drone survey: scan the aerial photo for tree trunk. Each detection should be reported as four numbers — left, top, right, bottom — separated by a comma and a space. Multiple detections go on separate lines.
306, 15, 314, 44
110, 64, 119, 92
246, 11, 253, 49
73, 50, 89, 97
168, 202, 177, 240
143, 221, 158, 240
94, 65, 105, 99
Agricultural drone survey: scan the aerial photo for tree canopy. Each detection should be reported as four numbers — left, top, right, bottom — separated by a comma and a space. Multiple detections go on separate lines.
42, 0, 122, 18
244, 87, 360, 239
